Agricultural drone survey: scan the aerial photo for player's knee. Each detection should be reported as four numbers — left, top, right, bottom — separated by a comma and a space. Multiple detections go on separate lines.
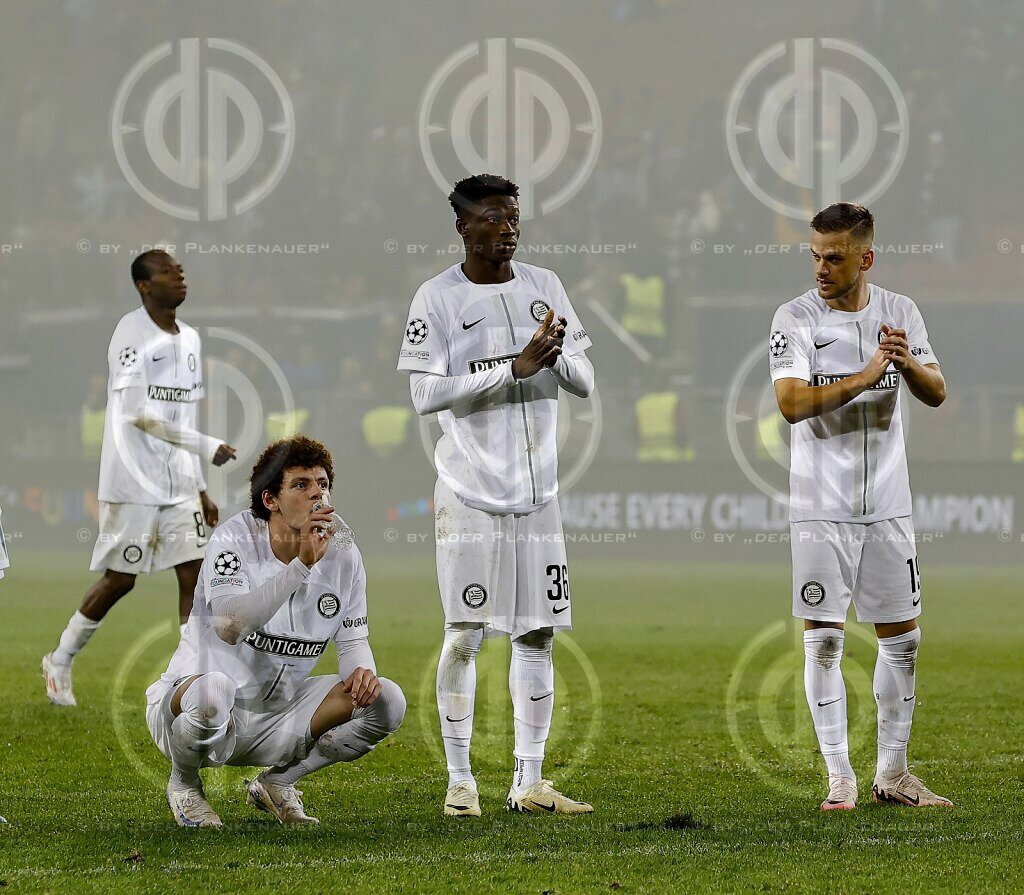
442, 625, 484, 664
803, 627, 844, 670
373, 677, 407, 734
105, 570, 136, 598
182, 671, 236, 728
513, 628, 553, 653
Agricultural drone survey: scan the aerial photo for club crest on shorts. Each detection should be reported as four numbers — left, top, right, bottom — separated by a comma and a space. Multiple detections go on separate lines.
317, 593, 340, 618
769, 331, 788, 357
213, 551, 241, 576
801, 580, 826, 606
406, 318, 429, 344
530, 300, 551, 323
123, 545, 143, 564
462, 583, 487, 609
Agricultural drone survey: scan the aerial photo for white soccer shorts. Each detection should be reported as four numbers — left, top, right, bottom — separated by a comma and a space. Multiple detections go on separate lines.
146, 674, 341, 770
791, 516, 922, 624
433, 479, 573, 639
90, 498, 207, 575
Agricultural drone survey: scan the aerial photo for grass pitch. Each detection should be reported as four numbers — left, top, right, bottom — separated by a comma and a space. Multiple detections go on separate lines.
1, 553, 1021, 894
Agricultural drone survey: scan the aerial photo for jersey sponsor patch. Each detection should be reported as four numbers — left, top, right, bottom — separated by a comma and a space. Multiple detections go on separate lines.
769, 331, 789, 357
462, 583, 487, 608
317, 593, 340, 618
406, 318, 429, 344
468, 353, 517, 373
800, 580, 826, 606
812, 371, 901, 390
243, 629, 329, 659
147, 384, 196, 402
341, 614, 367, 629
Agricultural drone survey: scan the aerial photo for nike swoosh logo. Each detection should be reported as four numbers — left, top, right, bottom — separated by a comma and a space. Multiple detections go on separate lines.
529, 692, 553, 702
817, 697, 841, 707
903, 695, 916, 702
912, 596, 921, 606
814, 339, 838, 350
533, 801, 557, 812
463, 318, 486, 330
551, 605, 569, 614
153, 355, 167, 361
445, 714, 471, 723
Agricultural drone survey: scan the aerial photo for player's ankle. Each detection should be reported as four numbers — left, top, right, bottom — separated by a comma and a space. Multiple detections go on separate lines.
448, 769, 475, 788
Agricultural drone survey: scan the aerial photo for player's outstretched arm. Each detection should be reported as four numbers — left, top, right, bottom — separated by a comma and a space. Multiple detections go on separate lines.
118, 384, 235, 462
409, 365, 515, 416
879, 325, 946, 407
775, 346, 890, 423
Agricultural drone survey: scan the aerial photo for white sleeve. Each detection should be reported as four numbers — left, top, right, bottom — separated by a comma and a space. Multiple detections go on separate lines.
551, 274, 593, 357
206, 546, 311, 644
769, 306, 812, 383
397, 285, 450, 375
108, 322, 145, 392
117, 384, 221, 461
409, 365, 515, 415
335, 637, 376, 679
548, 351, 594, 398
905, 299, 938, 365
0, 507, 9, 577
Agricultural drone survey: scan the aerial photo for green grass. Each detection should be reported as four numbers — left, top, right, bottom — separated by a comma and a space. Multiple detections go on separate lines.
1, 553, 1021, 894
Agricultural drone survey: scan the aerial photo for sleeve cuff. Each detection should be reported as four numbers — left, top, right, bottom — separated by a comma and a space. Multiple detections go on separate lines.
290, 556, 313, 578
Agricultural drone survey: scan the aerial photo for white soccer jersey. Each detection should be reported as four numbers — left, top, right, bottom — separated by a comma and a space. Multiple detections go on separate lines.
147, 509, 369, 707
769, 283, 938, 523
397, 261, 592, 514
98, 307, 211, 505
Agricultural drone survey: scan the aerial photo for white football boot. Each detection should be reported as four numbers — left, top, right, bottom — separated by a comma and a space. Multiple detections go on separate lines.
821, 775, 857, 811
506, 779, 593, 814
444, 781, 481, 817
872, 768, 953, 807
246, 776, 319, 825
41, 653, 76, 706
167, 783, 223, 828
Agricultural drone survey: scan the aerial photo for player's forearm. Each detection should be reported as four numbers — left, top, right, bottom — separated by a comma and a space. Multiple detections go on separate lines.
210, 559, 310, 645
549, 352, 594, 398
901, 361, 946, 407
778, 375, 869, 424
131, 410, 221, 459
336, 636, 376, 679
408, 366, 514, 415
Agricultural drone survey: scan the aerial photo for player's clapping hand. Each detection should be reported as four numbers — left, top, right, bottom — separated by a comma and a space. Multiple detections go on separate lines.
298, 503, 335, 567
212, 443, 238, 466
879, 324, 911, 369
512, 309, 567, 380
342, 666, 382, 707
858, 344, 892, 388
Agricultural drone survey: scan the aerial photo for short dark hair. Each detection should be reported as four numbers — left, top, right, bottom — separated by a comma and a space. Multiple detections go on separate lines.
810, 203, 874, 247
130, 249, 169, 287
449, 174, 519, 217
249, 435, 335, 521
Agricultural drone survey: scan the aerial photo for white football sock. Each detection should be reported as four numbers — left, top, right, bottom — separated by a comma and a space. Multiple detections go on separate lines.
262, 679, 406, 786
52, 611, 101, 666
510, 630, 554, 792
874, 627, 921, 779
167, 671, 237, 790
803, 628, 855, 779
436, 626, 483, 788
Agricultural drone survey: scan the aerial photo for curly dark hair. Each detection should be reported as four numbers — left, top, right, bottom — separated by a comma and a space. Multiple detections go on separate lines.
448, 173, 519, 218
810, 202, 874, 247
249, 435, 335, 521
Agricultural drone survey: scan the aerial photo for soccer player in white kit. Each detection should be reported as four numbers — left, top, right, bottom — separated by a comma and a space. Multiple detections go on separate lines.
398, 174, 595, 816
42, 251, 236, 706
770, 203, 952, 811
146, 435, 406, 827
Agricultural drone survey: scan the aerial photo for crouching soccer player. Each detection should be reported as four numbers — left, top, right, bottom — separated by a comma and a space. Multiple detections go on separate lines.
145, 436, 406, 827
